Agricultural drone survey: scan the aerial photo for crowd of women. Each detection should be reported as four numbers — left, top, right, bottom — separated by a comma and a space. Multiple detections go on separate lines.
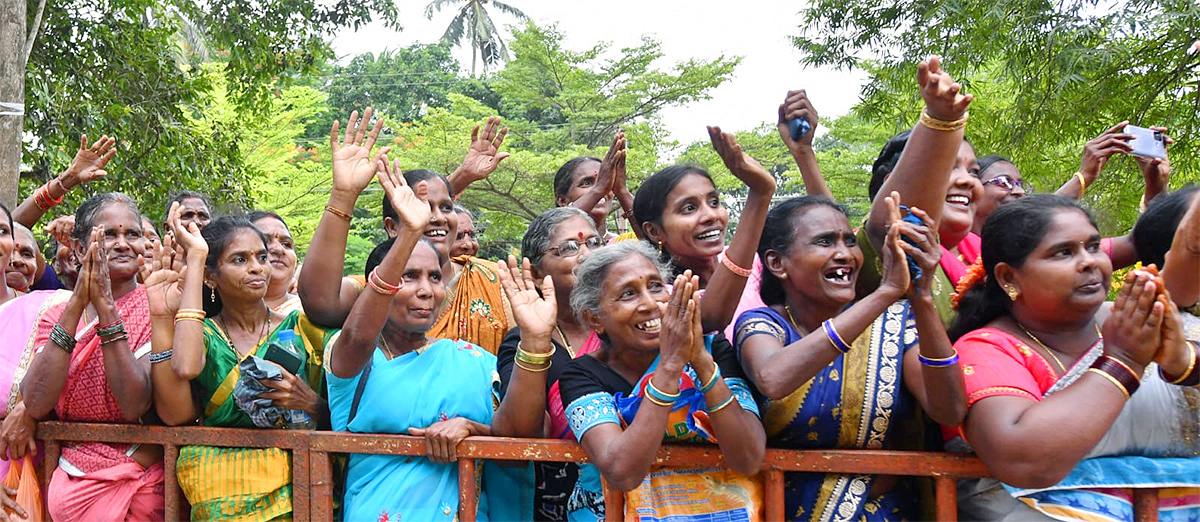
0, 55, 1197, 522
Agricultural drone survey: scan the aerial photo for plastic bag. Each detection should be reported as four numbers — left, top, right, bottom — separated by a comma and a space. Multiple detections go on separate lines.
2, 456, 44, 522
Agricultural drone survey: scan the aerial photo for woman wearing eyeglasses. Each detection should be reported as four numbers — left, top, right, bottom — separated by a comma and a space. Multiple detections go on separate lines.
972, 156, 1031, 237
492, 207, 604, 521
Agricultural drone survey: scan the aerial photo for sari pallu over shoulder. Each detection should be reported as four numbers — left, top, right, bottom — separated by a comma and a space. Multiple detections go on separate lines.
428, 256, 512, 355
733, 301, 919, 522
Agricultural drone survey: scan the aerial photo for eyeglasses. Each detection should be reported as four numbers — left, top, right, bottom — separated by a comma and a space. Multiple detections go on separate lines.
982, 174, 1034, 194
544, 236, 603, 258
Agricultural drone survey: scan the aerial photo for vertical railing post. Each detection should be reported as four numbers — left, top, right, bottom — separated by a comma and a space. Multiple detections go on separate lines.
310, 449, 334, 522
935, 476, 959, 522
1133, 488, 1159, 522
602, 477, 624, 521
457, 458, 477, 522
163, 444, 180, 522
764, 468, 785, 521
291, 445, 311, 522
42, 439, 59, 490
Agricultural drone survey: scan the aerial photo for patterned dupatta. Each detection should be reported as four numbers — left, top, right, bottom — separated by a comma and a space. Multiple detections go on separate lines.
428, 255, 511, 355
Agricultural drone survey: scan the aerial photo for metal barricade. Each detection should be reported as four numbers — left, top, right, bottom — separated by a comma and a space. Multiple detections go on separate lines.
33, 422, 1161, 522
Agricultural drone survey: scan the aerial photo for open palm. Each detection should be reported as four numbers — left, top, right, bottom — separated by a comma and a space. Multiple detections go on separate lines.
498, 255, 556, 339
459, 116, 510, 181
64, 135, 117, 187
140, 235, 186, 317
330, 108, 387, 195
376, 154, 432, 232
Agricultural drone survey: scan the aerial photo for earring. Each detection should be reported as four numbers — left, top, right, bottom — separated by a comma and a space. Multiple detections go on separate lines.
208, 286, 216, 303
1005, 286, 1019, 301
657, 241, 663, 253
779, 273, 787, 280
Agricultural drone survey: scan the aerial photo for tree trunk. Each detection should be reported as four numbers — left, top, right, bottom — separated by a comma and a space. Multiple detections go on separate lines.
0, 0, 26, 208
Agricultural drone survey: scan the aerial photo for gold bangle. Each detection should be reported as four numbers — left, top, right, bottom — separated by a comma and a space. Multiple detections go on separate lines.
515, 359, 551, 373
1166, 342, 1197, 385
174, 310, 206, 321
706, 393, 736, 414
515, 343, 555, 365
918, 110, 968, 132
1087, 368, 1131, 399
325, 205, 353, 222
1074, 171, 1090, 196
643, 392, 673, 408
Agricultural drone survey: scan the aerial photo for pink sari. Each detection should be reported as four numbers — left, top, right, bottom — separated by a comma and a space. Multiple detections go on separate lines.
0, 290, 69, 477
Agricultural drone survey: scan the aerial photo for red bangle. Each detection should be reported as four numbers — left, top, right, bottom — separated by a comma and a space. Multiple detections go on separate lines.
719, 252, 752, 278
1090, 355, 1141, 398
367, 268, 401, 296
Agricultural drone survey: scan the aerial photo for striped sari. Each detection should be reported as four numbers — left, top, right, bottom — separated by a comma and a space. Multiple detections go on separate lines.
176, 310, 336, 522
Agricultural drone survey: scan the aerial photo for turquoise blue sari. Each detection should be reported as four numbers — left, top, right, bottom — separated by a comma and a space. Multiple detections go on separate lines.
734, 302, 918, 521
327, 338, 530, 522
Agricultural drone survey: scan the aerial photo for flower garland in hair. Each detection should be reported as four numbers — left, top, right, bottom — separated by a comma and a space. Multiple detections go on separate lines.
951, 257, 987, 309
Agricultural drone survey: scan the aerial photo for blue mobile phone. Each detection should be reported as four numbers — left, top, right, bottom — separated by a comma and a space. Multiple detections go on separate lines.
898, 206, 924, 283
788, 118, 811, 141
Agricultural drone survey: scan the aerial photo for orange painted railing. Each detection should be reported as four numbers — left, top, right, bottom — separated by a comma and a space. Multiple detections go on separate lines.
33, 422, 1161, 521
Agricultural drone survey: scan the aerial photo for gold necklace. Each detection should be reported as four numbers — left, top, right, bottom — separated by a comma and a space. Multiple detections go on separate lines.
783, 304, 810, 336
219, 303, 271, 358
555, 324, 576, 358
379, 336, 398, 360
1016, 322, 1102, 375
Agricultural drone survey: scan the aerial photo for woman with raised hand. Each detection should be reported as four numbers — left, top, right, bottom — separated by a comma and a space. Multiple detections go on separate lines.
733, 193, 964, 520
552, 132, 638, 242
558, 241, 765, 521
148, 203, 336, 521
631, 127, 775, 333
11, 135, 114, 229
950, 194, 1200, 520
492, 206, 603, 520
327, 161, 521, 522
20, 193, 161, 522
299, 109, 514, 354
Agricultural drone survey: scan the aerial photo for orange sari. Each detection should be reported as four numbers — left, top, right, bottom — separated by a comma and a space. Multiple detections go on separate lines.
428, 255, 511, 355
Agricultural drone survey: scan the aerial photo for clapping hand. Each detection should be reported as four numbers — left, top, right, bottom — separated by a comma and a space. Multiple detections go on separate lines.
498, 255, 557, 343
375, 152, 432, 233
658, 271, 701, 369
139, 232, 186, 319
167, 201, 208, 257
330, 108, 387, 197
457, 116, 510, 183
1102, 269, 1166, 371
917, 56, 972, 121
709, 126, 776, 195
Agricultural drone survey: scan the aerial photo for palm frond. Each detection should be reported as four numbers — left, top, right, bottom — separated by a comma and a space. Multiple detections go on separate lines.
424, 0, 463, 20
473, 11, 507, 64
488, 0, 529, 20
441, 5, 470, 45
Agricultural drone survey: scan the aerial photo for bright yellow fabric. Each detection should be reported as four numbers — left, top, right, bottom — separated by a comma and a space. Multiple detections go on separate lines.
177, 446, 292, 522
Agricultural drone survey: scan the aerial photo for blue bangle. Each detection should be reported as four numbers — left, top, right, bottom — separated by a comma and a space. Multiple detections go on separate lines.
706, 394, 736, 414
918, 350, 960, 367
645, 376, 680, 404
823, 320, 851, 353
149, 350, 173, 365
698, 365, 721, 394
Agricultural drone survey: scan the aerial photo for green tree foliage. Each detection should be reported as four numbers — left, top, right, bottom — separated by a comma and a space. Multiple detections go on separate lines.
425, 0, 528, 77
494, 23, 742, 149
793, 0, 1200, 232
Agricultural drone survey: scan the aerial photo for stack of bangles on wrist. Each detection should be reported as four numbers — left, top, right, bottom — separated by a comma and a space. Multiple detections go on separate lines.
367, 268, 401, 296
515, 342, 554, 372
149, 350, 173, 364
1088, 355, 1142, 399
644, 376, 680, 407
34, 181, 65, 211
918, 349, 959, 367
1161, 341, 1200, 386
98, 320, 128, 346
49, 324, 76, 354
918, 110, 968, 132
175, 309, 206, 325
718, 253, 752, 278
823, 319, 851, 353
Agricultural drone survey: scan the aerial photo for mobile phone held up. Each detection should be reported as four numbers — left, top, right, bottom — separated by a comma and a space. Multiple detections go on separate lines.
788, 117, 811, 141
1125, 125, 1167, 160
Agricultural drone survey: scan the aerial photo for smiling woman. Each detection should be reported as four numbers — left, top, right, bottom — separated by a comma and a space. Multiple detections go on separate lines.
5, 224, 39, 293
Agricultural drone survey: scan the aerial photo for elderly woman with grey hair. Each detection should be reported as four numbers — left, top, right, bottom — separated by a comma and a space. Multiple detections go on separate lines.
556, 240, 765, 521
492, 206, 603, 520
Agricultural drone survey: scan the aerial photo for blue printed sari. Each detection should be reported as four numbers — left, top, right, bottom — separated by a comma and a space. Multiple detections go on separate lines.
734, 302, 918, 522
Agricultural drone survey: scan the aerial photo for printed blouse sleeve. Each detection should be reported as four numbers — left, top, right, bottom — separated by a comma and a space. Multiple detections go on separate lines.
733, 308, 787, 355
955, 329, 1045, 408
708, 334, 760, 418
558, 358, 619, 442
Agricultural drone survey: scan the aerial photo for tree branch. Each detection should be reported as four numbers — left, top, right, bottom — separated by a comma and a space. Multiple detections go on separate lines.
23, 0, 47, 67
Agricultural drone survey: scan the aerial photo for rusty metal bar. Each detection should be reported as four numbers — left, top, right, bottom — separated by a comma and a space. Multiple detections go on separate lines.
1133, 488, 1159, 522
163, 444, 180, 522
457, 458, 477, 522
292, 446, 311, 522
764, 469, 785, 521
310, 450, 334, 522
42, 439, 59, 489
935, 475, 958, 522
602, 477, 623, 522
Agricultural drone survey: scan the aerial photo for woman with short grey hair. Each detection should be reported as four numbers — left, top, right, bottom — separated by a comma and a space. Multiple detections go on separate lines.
492, 205, 605, 520
556, 240, 765, 521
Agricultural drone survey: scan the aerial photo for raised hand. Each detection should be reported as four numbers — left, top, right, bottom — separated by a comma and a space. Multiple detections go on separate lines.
917, 56, 973, 121
376, 153, 432, 233
658, 271, 698, 370
596, 131, 626, 198
1102, 269, 1166, 371
457, 116, 511, 183
708, 126, 776, 195
1134, 126, 1172, 202
167, 201, 208, 257
330, 108, 387, 196
140, 233, 186, 318
1079, 121, 1134, 181
777, 89, 818, 150
498, 255, 557, 342
60, 135, 117, 189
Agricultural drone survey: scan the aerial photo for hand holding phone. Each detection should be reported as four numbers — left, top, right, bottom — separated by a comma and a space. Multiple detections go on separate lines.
788, 118, 811, 141
264, 330, 305, 376
1125, 124, 1167, 160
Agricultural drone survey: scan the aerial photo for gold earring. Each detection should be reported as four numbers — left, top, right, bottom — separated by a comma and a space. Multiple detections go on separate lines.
657, 241, 663, 253
779, 273, 787, 280
1006, 286, 1019, 301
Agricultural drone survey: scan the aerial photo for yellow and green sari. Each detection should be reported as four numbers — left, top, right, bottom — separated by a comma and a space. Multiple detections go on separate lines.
176, 310, 337, 522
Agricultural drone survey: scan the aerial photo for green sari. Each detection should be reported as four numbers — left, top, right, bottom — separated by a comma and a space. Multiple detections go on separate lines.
177, 310, 337, 522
